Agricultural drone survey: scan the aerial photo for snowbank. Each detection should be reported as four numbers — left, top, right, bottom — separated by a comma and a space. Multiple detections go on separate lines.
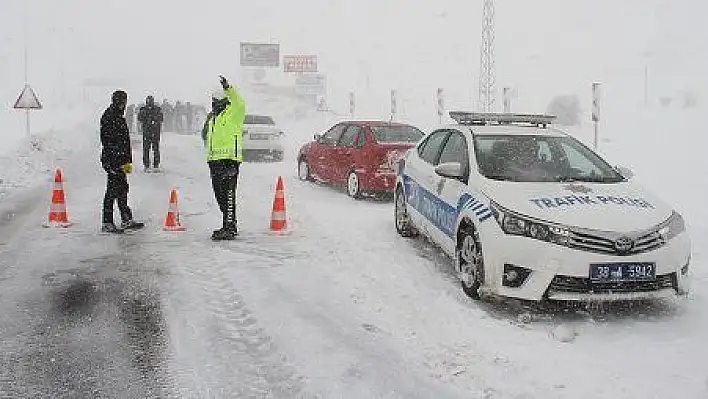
0, 110, 95, 200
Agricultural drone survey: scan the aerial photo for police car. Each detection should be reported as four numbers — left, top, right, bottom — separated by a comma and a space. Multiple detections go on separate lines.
394, 112, 691, 302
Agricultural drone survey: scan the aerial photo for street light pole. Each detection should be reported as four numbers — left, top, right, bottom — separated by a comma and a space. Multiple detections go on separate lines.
644, 63, 648, 107
642, 51, 651, 107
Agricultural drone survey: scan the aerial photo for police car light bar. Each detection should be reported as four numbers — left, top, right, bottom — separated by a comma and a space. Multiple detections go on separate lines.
449, 111, 557, 127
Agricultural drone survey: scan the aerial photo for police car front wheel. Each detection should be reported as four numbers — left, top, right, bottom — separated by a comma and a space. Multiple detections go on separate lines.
395, 186, 418, 237
457, 225, 484, 300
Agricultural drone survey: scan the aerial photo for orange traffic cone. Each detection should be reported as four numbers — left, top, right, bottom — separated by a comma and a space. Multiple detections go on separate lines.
43, 168, 72, 228
270, 176, 288, 233
163, 188, 186, 231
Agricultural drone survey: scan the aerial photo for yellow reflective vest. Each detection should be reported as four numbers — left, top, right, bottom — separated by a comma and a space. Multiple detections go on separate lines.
205, 87, 246, 162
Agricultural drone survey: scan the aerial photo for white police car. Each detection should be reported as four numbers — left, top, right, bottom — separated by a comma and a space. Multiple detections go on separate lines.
394, 112, 691, 302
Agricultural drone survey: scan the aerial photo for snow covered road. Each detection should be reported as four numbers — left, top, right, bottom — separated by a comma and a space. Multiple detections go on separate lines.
1, 114, 707, 398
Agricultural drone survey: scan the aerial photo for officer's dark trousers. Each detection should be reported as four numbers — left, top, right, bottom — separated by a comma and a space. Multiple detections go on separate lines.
208, 160, 240, 229
143, 132, 161, 168
102, 170, 132, 224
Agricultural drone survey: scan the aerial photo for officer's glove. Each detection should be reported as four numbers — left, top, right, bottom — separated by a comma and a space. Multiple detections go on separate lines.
219, 75, 230, 90
121, 163, 133, 174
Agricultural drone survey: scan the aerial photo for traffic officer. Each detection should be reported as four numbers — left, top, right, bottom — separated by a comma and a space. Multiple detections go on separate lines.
201, 75, 246, 241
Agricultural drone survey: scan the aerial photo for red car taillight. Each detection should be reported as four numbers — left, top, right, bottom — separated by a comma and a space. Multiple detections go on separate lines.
376, 153, 390, 172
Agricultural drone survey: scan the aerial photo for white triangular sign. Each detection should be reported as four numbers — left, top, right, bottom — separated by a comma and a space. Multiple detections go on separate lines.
13, 85, 42, 110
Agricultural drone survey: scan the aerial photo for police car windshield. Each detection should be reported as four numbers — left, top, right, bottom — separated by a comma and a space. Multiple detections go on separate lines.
245, 115, 275, 125
371, 125, 424, 143
474, 135, 624, 183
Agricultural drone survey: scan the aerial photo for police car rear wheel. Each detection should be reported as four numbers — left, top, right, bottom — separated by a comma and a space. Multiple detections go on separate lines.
347, 171, 362, 199
458, 226, 484, 300
395, 186, 418, 237
298, 159, 312, 181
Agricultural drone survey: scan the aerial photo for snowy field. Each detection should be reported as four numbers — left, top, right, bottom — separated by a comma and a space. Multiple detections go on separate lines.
0, 102, 706, 397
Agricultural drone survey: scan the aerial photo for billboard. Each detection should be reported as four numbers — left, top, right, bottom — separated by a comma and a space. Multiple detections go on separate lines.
283, 55, 318, 73
294, 74, 326, 95
240, 43, 280, 67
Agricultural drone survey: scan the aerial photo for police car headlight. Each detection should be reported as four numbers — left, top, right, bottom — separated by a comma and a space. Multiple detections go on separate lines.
658, 211, 686, 241
491, 202, 571, 246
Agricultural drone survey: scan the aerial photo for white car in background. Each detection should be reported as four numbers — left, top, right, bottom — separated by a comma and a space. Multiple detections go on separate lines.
242, 114, 285, 162
394, 112, 691, 302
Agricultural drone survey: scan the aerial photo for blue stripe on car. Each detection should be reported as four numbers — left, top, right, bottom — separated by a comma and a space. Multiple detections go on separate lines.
403, 175, 491, 238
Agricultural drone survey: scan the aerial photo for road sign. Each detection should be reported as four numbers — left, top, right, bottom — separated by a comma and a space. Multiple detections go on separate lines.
14, 84, 42, 109
284, 55, 318, 73
240, 43, 280, 67
294, 74, 326, 95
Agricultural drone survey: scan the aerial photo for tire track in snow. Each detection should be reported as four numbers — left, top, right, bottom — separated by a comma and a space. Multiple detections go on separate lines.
167, 244, 308, 398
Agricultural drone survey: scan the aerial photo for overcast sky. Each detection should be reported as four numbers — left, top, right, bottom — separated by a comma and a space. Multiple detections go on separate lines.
1, 0, 706, 127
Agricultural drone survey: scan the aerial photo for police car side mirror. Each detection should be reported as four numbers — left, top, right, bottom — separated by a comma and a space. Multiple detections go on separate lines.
615, 165, 635, 180
435, 162, 464, 181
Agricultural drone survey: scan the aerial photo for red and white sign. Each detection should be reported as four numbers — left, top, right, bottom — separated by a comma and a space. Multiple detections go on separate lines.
283, 55, 318, 73
503, 87, 511, 113
436, 88, 444, 117
391, 89, 397, 119
592, 82, 601, 122
14, 84, 42, 109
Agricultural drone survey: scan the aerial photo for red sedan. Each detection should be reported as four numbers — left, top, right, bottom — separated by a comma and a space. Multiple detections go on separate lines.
297, 121, 425, 198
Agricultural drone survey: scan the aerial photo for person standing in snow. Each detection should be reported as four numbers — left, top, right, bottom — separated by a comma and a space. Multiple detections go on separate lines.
162, 99, 174, 132
174, 101, 185, 132
185, 102, 194, 132
125, 104, 136, 133
137, 95, 164, 171
201, 75, 246, 241
100, 90, 145, 233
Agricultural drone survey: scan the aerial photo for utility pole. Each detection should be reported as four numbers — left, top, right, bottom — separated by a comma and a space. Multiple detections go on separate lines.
644, 63, 648, 107
478, 0, 496, 112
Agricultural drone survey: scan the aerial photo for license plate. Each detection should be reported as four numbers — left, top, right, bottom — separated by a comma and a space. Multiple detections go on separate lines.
250, 134, 269, 140
589, 263, 656, 282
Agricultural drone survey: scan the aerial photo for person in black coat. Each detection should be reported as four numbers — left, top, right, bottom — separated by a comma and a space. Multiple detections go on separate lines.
137, 95, 164, 171
100, 90, 144, 233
